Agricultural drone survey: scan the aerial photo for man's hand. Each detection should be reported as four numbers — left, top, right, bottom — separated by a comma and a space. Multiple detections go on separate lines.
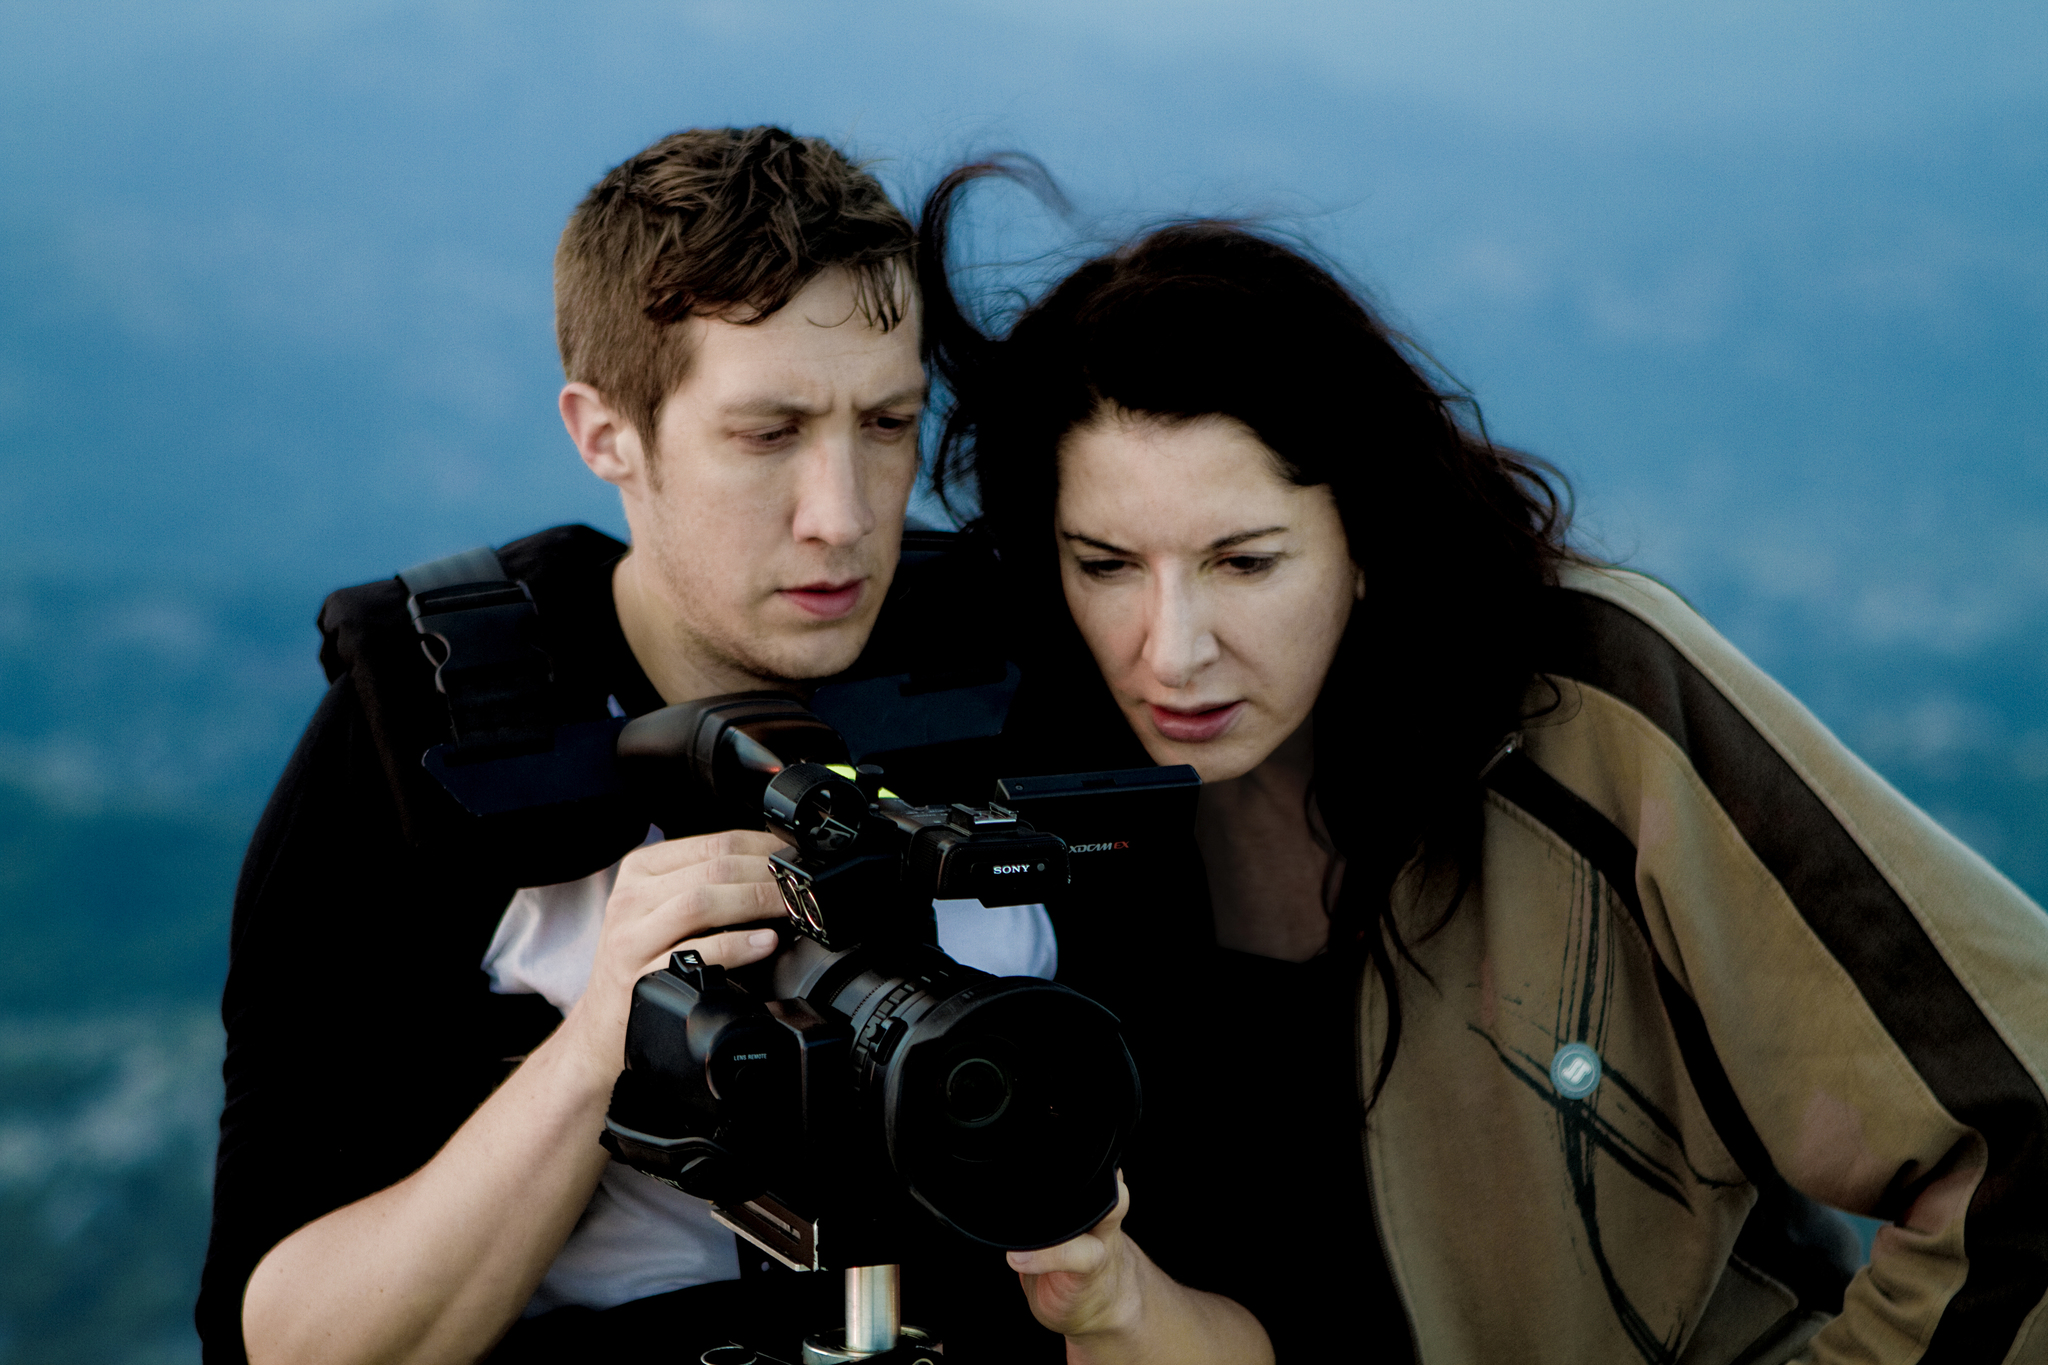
1008, 1173, 1273, 1365
601, 827, 791, 975
244, 826, 797, 1365
563, 828, 792, 1076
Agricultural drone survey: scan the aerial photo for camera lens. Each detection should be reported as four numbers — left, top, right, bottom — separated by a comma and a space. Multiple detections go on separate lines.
885, 979, 1138, 1248
769, 935, 1139, 1249
943, 1056, 1013, 1128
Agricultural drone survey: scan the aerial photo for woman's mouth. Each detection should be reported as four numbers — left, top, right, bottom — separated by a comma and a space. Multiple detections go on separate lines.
1146, 700, 1246, 743
779, 579, 864, 620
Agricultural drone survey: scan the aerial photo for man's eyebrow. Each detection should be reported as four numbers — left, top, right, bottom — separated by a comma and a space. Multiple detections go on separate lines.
864, 386, 927, 412
720, 397, 823, 421
717, 387, 927, 421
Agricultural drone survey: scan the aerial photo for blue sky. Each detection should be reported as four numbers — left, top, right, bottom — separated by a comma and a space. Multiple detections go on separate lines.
1, 0, 2045, 836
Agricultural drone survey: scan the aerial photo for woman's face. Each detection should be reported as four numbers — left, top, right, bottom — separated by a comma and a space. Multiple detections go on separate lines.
1055, 411, 1362, 783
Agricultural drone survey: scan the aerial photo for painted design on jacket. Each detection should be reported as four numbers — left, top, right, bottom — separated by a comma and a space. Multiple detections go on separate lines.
1470, 855, 1734, 1365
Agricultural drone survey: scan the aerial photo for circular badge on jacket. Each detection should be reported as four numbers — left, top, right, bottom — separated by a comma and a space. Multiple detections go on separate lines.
1550, 1042, 1602, 1099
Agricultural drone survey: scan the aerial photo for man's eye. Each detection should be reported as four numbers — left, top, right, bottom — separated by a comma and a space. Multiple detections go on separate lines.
743, 425, 799, 448
1218, 555, 1277, 575
868, 413, 917, 437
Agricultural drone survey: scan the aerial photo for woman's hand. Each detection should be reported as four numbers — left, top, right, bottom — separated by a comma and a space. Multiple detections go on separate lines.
1009, 1174, 1273, 1365
1009, 1172, 1143, 1338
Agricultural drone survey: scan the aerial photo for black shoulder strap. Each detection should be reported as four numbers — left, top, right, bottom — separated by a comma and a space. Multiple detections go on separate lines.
1481, 736, 1864, 1313
390, 545, 634, 823
310, 527, 649, 887
400, 546, 554, 760
398, 545, 510, 594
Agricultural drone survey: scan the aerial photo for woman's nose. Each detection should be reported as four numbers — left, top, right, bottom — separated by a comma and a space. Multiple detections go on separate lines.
1141, 577, 1219, 689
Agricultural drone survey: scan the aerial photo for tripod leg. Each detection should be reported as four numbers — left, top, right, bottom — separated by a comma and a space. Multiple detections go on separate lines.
801, 1264, 940, 1362
845, 1264, 900, 1353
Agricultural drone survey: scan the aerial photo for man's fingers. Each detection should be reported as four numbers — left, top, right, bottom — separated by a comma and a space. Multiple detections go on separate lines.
626, 852, 779, 896
625, 828, 789, 876
613, 851, 788, 944
656, 878, 788, 936
702, 853, 780, 885
643, 927, 781, 976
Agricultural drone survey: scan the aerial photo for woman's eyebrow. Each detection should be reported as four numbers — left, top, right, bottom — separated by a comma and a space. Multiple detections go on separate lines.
1061, 531, 1134, 555
1211, 526, 1287, 550
1061, 526, 1288, 555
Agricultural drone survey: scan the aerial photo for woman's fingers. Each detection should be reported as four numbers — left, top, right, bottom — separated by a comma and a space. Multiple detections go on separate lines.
1098, 1169, 1131, 1236
1007, 1235, 1109, 1277
1005, 1171, 1136, 1338
1006, 1171, 1129, 1276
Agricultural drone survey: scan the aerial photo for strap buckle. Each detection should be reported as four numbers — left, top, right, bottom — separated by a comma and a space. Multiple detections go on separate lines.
401, 548, 553, 759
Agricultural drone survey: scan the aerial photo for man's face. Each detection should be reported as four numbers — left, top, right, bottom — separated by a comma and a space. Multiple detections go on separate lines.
599, 269, 924, 690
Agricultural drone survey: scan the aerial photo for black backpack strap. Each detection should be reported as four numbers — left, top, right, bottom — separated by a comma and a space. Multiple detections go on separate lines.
399, 545, 512, 595
400, 547, 554, 759
313, 526, 652, 887
1481, 736, 1864, 1313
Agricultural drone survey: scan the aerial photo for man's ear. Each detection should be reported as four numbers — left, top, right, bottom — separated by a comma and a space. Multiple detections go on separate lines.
560, 383, 641, 487
1352, 562, 1367, 601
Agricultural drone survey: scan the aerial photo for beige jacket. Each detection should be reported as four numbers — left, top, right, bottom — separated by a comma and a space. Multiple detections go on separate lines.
1366, 565, 2048, 1364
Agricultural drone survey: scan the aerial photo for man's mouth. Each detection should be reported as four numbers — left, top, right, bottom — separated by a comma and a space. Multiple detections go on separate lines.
779, 579, 864, 621
1145, 700, 1246, 743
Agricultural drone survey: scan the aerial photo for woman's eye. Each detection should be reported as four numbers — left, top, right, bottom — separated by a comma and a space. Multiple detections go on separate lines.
1218, 554, 1277, 575
1076, 557, 1131, 579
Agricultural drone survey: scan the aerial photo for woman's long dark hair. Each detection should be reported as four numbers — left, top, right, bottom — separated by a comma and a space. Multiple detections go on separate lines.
920, 162, 1578, 1100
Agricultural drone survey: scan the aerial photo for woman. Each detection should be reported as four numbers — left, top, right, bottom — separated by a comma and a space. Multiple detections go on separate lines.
920, 166, 2048, 1365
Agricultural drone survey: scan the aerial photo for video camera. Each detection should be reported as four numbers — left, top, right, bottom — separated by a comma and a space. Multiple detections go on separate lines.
599, 693, 1196, 1273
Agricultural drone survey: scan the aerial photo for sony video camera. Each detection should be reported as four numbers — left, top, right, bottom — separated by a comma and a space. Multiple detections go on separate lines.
598, 693, 1194, 1271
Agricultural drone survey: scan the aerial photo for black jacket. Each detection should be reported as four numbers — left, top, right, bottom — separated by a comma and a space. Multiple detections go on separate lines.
198, 524, 1061, 1363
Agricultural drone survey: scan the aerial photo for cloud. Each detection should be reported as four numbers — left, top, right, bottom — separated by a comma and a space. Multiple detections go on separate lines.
0, 1011, 222, 1191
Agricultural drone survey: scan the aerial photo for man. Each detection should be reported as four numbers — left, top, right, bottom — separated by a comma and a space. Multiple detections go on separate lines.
197, 127, 1046, 1365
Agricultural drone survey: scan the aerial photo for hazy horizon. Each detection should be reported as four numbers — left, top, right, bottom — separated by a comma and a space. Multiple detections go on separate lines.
1, 5, 2044, 1359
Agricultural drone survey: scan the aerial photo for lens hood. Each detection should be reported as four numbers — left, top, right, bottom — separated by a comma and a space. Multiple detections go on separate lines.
882, 977, 1139, 1249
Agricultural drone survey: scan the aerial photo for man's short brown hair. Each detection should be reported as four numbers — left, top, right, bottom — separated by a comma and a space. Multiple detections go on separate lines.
554, 126, 917, 446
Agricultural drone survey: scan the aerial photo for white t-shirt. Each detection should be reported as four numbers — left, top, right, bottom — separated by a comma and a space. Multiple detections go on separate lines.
480, 832, 1058, 1313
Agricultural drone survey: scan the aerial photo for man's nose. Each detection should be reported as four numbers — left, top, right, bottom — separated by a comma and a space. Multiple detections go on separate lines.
789, 429, 875, 548
1141, 573, 1219, 689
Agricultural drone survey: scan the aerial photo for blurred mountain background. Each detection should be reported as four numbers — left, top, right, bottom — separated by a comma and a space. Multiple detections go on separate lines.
1, 2, 2044, 1359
